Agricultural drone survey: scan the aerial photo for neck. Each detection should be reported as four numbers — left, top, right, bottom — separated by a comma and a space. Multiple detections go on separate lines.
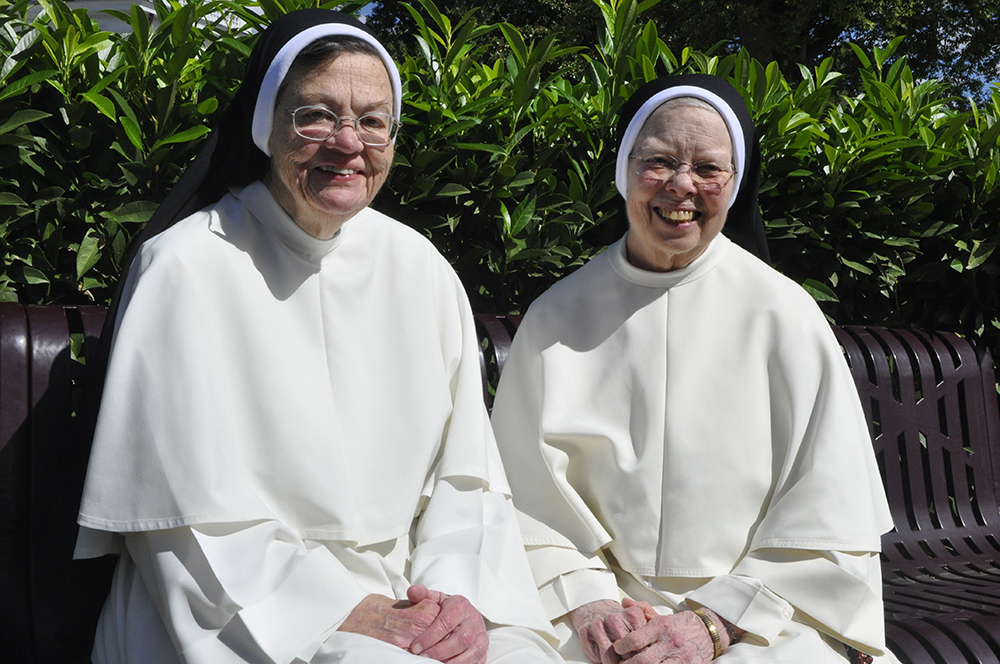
263, 172, 345, 240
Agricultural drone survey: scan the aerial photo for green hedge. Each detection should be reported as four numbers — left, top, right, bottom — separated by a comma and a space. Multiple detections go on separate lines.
1, 0, 998, 360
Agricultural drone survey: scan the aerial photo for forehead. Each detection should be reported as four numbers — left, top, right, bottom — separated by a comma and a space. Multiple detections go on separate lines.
634, 104, 733, 159
283, 52, 392, 106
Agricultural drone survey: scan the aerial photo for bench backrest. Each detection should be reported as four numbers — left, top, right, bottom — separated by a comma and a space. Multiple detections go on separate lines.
832, 327, 1000, 623
0, 304, 114, 664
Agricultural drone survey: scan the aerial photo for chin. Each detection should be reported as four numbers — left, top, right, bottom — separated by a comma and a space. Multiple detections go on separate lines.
314, 192, 369, 216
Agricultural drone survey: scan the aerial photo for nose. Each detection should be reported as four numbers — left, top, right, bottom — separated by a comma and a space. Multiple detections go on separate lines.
665, 167, 698, 196
326, 121, 364, 151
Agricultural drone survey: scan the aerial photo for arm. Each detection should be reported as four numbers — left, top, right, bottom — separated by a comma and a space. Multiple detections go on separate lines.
607, 548, 884, 663
611, 601, 738, 664
125, 521, 440, 664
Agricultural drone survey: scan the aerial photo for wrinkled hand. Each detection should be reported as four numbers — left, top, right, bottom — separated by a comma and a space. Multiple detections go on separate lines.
611, 599, 718, 664
406, 584, 489, 664
570, 599, 651, 664
338, 593, 442, 650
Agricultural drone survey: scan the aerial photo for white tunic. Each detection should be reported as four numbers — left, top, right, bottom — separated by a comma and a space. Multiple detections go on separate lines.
491, 234, 899, 663
76, 182, 558, 663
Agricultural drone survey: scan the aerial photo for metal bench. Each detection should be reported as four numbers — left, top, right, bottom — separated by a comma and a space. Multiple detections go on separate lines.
475, 314, 1000, 664
2, 304, 999, 663
0, 304, 114, 664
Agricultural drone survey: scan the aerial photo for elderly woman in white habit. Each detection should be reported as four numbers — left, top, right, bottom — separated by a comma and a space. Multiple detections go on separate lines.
74, 9, 559, 664
491, 74, 900, 664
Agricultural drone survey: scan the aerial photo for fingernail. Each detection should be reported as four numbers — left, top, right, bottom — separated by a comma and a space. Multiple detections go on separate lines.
411, 644, 423, 655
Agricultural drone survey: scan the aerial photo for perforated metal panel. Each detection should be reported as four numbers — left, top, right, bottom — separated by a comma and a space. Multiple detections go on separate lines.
834, 327, 1000, 663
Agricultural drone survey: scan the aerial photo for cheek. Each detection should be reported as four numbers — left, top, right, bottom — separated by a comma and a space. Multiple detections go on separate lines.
625, 187, 653, 221
368, 150, 393, 185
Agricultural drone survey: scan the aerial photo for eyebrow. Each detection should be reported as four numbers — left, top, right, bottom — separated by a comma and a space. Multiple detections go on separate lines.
294, 96, 393, 115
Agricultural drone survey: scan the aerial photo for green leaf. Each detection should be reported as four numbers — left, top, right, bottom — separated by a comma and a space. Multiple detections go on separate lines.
510, 195, 537, 236
0, 70, 59, 103
453, 143, 505, 154
0, 193, 28, 206
102, 200, 158, 224
801, 279, 839, 302
841, 258, 874, 275
82, 91, 116, 120
968, 241, 996, 269
76, 230, 101, 280
120, 115, 143, 151
150, 124, 211, 150
436, 183, 471, 197
0, 109, 51, 135
848, 43, 872, 70
22, 267, 49, 285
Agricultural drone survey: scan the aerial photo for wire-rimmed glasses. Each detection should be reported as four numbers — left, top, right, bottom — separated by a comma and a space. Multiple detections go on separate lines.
629, 154, 736, 194
280, 104, 400, 146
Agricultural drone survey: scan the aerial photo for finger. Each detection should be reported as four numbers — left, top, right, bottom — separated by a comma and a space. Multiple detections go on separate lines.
578, 622, 615, 664
407, 584, 443, 605
410, 595, 483, 657
628, 639, 690, 664
622, 605, 650, 631
440, 631, 490, 664
621, 599, 659, 622
578, 624, 604, 664
417, 615, 484, 662
600, 640, 623, 664
603, 612, 632, 641
613, 621, 659, 656
594, 625, 623, 664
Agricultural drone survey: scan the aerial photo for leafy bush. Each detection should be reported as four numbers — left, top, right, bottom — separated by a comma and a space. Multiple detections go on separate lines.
0, 0, 997, 361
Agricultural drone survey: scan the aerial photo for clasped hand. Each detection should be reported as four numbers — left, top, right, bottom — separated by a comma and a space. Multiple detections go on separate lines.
339, 585, 488, 663
570, 598, 718, 664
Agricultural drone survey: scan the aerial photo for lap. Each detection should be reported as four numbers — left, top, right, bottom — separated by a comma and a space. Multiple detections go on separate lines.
315, 628, 559, 663
551, 613, 900, 664
94, 553, 559, 664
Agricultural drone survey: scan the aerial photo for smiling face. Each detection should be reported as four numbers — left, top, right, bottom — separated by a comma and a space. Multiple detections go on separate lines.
266, 52, 394, 239
625, 103, 735, 272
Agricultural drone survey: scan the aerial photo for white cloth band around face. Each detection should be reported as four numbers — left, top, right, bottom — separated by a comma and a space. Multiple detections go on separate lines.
615, 85, 746, 209
252, 23, 403, 156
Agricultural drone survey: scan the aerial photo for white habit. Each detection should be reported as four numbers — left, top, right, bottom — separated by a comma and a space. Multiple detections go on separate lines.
76, 182, 559, 664
491, 234, 900, 663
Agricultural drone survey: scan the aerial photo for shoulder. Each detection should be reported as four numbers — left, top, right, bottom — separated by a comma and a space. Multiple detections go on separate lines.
344, 207, 456, 272
523, 249, 617, 326
135, 193, 243, 269
715, 245, 842, 360
349, 207, 440, 250
720, 244, 816, 305
708, 243, 827, 325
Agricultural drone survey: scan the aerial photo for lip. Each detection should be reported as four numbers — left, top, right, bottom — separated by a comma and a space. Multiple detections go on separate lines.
313, 164, 367, 184
653, 205, 700, 224
316, 163, 364, 175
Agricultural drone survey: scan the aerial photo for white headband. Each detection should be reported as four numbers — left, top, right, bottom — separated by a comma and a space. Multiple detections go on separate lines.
251, 23, 402, 156
615, 85, 745, 208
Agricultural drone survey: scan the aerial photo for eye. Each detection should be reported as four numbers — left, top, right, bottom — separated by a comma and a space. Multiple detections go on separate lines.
648, 156, 679, 169
693, 163, 725, 178
297, 107, 336, 124
359, 114, 390, 130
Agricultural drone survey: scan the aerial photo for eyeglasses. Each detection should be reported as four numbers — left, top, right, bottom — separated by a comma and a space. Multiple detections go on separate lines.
629, 154, 735, 193
279, 104, 400, 146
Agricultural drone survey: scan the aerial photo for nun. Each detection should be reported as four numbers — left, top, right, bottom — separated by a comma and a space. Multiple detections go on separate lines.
491, 75, 900, 664
74, 9, 559, 664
